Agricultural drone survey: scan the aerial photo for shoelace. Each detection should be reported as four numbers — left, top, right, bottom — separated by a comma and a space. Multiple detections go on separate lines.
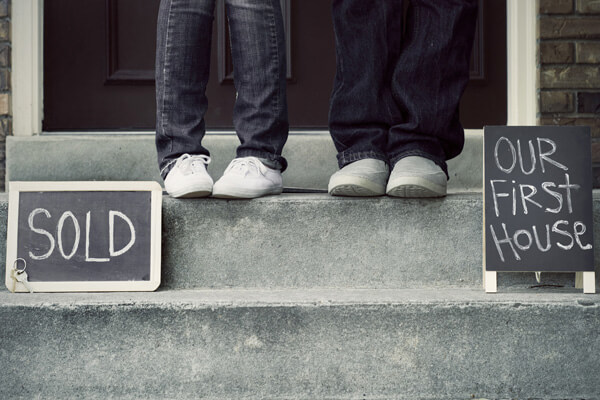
161, 154, 211, 176
224, 157, 264, 177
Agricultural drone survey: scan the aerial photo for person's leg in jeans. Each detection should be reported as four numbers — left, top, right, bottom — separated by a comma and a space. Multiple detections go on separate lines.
327, 0, 403, 196
386, 0, 478, 197
328, 0, 477, 197
155, 0, 289, 198
228, 0, 288, 169
155, 0, 216, 197
212, 0, 289, 198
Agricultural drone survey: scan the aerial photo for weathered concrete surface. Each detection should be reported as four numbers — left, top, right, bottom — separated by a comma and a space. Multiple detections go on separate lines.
1, 289, 599, 400
161, 194, 484, 289
162, 192, 599, 290
2, 193, 599, 291
5, 131, 482, 192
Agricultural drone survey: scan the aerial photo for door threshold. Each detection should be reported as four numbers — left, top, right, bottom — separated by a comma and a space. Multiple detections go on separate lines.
40, 130, 333, 136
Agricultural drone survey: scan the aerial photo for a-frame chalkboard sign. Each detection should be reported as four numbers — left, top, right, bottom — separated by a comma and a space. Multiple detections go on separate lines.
5, 181, 162, 292
483, 126, 595, 293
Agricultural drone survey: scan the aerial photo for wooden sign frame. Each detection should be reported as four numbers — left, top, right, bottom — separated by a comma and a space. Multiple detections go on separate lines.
5, 181, 162, 292
483, 126, 596, 294
484, 270, 596, 294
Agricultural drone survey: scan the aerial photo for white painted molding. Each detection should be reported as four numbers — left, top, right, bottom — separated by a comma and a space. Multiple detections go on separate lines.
506, 0, 537, 126
12, 0, 44, 136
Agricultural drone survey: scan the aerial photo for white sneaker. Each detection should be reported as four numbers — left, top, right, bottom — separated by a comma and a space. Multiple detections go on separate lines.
386, 156, 447, 197
212, 157, 283, 199
328, 159, 389, 197
163, 154, 213, 198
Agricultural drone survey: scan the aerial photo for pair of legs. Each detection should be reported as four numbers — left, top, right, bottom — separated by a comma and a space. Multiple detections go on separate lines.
328, 0, 478, 197
155, 0, 288, 198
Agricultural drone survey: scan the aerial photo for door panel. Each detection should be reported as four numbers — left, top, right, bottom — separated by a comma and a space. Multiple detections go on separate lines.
43, 0, 505, 131
44, 0, 157, 129
106, 0, 156, 84
460, 0, 507, 128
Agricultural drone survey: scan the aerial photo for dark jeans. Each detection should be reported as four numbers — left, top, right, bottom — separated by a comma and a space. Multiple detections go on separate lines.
156, 0, 289, 178
329, 0, 478, 175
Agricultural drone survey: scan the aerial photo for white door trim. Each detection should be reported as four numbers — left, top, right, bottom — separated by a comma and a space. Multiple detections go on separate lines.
11, 0, 537, 136
12, 0, 44, 136
506, 0, 537, 126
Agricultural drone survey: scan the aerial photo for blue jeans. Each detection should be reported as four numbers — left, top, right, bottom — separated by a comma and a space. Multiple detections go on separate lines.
329, 0, 478, 175
156, 0, 289, 178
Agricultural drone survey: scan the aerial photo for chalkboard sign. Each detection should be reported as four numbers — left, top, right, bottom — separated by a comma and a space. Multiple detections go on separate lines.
5, 181, 162, 292
483, 126, 595, 291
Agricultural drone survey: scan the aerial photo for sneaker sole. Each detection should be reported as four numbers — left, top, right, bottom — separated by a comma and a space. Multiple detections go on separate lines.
168, 185, 212, 199
329, 184, 386, 197
328, 176, 386, 197
386, 176, 446, 198
212, 185, 283, 199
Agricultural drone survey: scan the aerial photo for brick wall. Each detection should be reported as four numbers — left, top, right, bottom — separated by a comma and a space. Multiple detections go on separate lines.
0, 0, 9, 192
539, 0, 600, 186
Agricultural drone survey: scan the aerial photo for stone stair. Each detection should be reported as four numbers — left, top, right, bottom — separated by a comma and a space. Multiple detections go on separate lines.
1, 288, 599, 399
1, 133, 600, 399
5, 131, 483, 192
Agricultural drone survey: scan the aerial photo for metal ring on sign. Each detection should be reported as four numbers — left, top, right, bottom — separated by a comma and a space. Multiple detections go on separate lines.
13, 258, 27, 273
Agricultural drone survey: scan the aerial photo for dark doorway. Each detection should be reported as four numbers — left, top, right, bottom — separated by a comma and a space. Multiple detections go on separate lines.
43, 0, 506, 131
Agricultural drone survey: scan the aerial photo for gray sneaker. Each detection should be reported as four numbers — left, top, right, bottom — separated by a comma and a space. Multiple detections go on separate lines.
386, 156, 447, 198
328, 159, 389, 197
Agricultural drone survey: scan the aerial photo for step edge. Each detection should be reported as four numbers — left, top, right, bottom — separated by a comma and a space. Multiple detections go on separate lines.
1, 288, 598, 309
4, 191, 600, 202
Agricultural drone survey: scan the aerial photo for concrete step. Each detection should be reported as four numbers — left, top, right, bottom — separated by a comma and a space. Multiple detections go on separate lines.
2, 193, 599, 291
1, 288, 599, 399
5, 131, 483, 192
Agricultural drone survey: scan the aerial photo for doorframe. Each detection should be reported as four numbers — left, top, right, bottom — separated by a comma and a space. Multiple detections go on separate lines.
11, 0, 537, 136
506, 0, 537, 126
12, 0, 44, 136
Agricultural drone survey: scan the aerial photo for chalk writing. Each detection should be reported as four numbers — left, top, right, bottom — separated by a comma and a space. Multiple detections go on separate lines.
26, 208, 136, 263
484, 126, 593, 272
